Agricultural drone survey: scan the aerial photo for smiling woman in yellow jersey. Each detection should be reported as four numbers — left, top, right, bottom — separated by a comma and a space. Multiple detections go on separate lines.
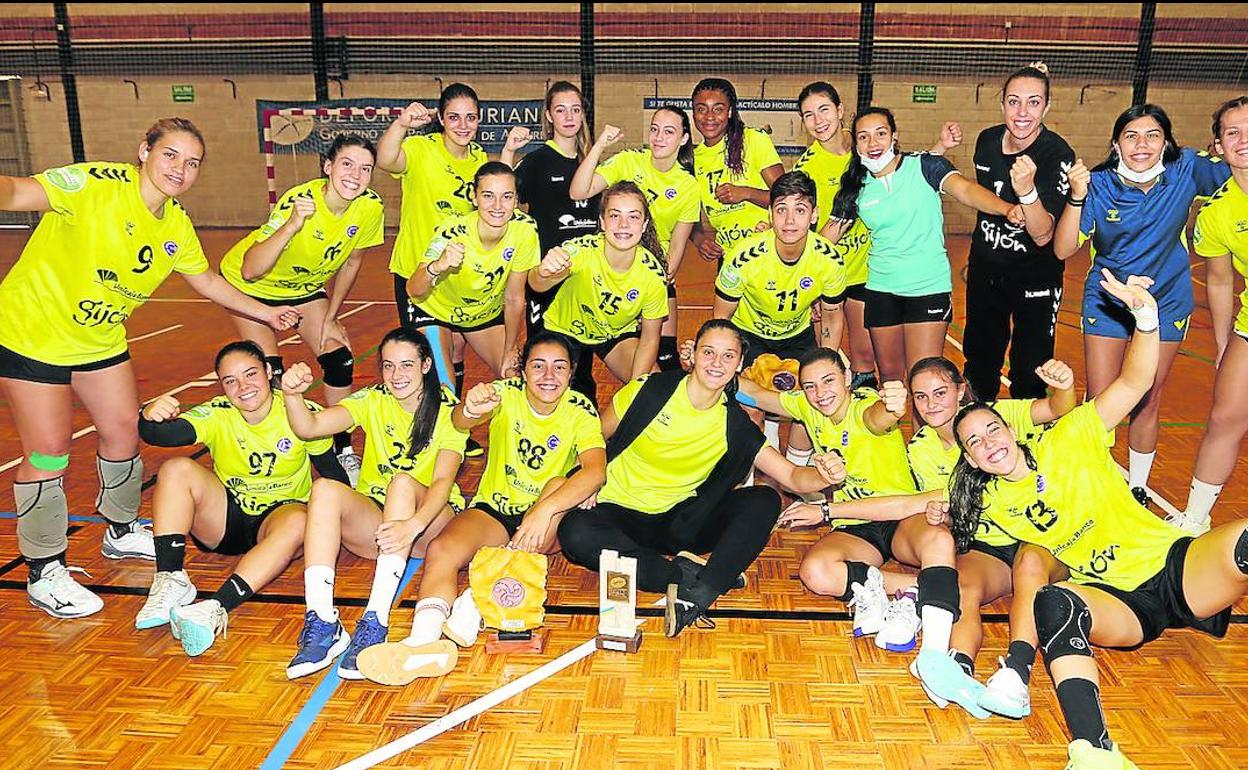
935, 271, 1248, 770
531, 182, 669, 403
0, 118, 301, 620
280, 328, 468, 680
689, 78, 785, 263
220, 134, 385, 475
406, 162, 539, 397
570, 106, 701, 371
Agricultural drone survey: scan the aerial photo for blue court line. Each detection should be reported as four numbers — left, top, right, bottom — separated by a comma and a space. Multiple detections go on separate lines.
0, 512, 152, 525
258, 556, 424, 770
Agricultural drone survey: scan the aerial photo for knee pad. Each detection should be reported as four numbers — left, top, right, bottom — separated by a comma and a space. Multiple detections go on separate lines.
1034, 585, 1093, 662
1234, 526, 1248, 576
96, 454, 144, 523
453, 360, 465, 394
15, 477, 69, 559
657, 336, 680, 372
837, 560, 870, 603
316, 347, 354, 389
917, 565, 961, 622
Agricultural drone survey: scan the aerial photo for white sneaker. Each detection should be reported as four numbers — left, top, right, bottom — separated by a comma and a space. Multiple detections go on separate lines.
170, 599, 228, 657
978, 658, 1031, 719
136, 570, 197, 630
28, 562, 103, 618
848, 566, 888, 637
442, 589, 482, 647
1164, 510, 1211, 536
875, 593, 920, 652
101, 520, 155, 560
338, 448, 362, 489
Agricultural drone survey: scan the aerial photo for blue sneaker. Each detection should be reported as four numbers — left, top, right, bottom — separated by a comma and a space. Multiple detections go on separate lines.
914, 648, 991, 719
169, 599, 227, 657
286, 610, 351, 680
338, 611, 389, 680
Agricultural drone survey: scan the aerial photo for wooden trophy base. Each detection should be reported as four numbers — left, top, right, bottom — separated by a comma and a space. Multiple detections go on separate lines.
595, 631, 643, 653
485, 629, 547, 654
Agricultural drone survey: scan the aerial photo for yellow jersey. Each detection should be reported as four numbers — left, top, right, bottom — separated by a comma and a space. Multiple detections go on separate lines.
597, 148, 700, 252
1194, 176, 1248, 336
388, 132, 488, 278
0, 162, 208, 366
715, 229, 847, 340
471, 379, 605, 517
339, 384, 467, 507
181, 395, 333, 516
694, 128, 782, 251
792, 139, 871, 286
415, 210, 541, 328
220, 179, 384, 301
979, 402, 1185, 591
542, 233, 668, 344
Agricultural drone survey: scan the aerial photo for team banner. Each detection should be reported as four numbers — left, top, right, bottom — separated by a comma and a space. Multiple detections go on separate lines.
642, 97, 806, 156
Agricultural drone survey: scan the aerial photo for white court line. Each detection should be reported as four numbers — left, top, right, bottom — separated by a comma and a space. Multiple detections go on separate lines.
944, 332, 1182, 517
0, 301, 380, 475
125, 324, 182, 344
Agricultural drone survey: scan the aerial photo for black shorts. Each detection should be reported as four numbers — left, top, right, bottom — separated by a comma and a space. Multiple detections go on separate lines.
563, 329, 640, 364
738, 324, 818, 367
191, 493, 299, 556
408, 303, 503, 335
0, 343, 130, 386
843, 283, 868, 303
863, 288, 953, 328
968, 539, 1021, 566
473, 502, 523, 537
839, 519, 902, 563
248, 290, 328, 307
1086, 536, 1231, 648
666, 281, 677, 300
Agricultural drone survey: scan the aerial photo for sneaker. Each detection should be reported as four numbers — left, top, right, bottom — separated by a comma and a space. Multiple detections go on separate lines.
101, 520, 155, 560
169, 599, 227, 657
1130, 487, 1150, 509
978, 658, 1031, 718
286, 610, 351, 679
135, 570, 197, 630
875, 593, 920, 652
913, 648, 991, 719
338, 611, 388, 680
1065, 740, 1140, 770
464, 437, 485, 459
909, 658, 948, 708
1164, 510, 1211, 536
442, 590, 482, 647
27, 562, 103, 618
674, 551, 747, 591
664, 583, 716, 638
848, 566, 888, 637
337, 448, 362, 489
357, 639, 459, 686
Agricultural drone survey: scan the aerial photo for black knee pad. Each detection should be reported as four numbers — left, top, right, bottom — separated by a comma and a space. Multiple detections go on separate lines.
1034, 585, 1094, 662
838, 560, 870, 603
317, 347, 354, 388
1234, 526, 1248, 575
453, 361, 465, 394
917, 565, 961, 622
657, 336, 680, 372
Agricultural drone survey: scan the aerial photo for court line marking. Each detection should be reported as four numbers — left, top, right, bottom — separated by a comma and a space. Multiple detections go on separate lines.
0, 302, 378, 476
126, 325, 182, 344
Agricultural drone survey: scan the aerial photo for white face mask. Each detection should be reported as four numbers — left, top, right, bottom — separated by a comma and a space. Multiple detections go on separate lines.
1114, 143, 1165, 184
860, 144, 896, 174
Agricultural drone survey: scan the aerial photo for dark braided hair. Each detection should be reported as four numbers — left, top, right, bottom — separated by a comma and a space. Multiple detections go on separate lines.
693, 78, 746, 176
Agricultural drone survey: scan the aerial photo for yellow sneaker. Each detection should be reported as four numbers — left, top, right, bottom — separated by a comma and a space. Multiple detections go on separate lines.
1065, 740, 1140, 770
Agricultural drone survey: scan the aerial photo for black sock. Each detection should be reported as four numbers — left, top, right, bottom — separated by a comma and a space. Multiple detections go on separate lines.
26, 552, 66, 584
838, 561, 870, 602
953, 650, 975, 677
265, 355, 285, 388
1004, 640, 1037, 684
154, 533, 187, 573
657, 336, 680, 371
105, 519, 131, 538
212, 574, 254, 613
333, 432, 352, 454
1055, 678, 1111, 750
453, 361, 465, 395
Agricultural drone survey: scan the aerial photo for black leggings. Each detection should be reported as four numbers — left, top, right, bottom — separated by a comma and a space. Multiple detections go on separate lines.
558, 485, 781, 599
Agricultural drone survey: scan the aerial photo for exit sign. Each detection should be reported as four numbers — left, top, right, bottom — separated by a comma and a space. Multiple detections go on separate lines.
172, 84, 195, 103
912, 85, 937, 104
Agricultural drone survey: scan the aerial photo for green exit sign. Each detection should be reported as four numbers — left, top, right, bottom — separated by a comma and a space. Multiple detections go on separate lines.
172, 84, 195, 103
912, 85, 937, 104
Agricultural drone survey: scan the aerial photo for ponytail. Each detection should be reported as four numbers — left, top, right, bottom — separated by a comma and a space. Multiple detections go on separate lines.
693, 78, 746, 176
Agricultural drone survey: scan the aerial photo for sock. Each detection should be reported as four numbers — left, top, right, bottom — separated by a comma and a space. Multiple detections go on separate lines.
333, 433, 353, 454
212, 574, 254, 613
1233, 526, 1248, 575
1055, 678, 1111, 750
657, 335, 679, 371
1185, 478, 1223, 522
365, 553, 407, 626
763, 419, 781, 450
304, 565, 337, 622
920, 604, 954, 653
1128, 449, 1155, 490
154, 533, 187, 573
785, 446, 814, 467
107, 521, 132, 538
952, 650, 975, 677
405, 597, 451, 646
265, 355, 285, 379
1004, 640, 1037, 685
26, 551, 66, 584
838, 561, 870, 602
916, 565, 960, 653
453, 361, 465, 396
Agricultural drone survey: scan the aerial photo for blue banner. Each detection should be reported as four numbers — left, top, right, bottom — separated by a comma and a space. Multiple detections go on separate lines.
642, 97, 806, 156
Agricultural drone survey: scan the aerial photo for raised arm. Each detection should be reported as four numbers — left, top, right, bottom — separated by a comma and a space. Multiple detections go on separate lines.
1008, 155, 1057, 247
137, 394, 197, 447
1053, 158, 1089, 260
528, 246, 572, 294
0, 175, 51, 212
452, 382, 502, 432
1091, 270, 1160, 430
239, 196, 314, 281
1029, 359, 1078, 424
377, 102, 433, 174
569, 125, 620, 201
499, 126, 533, 168
279, 363, 355, 439
863, 380, 907, 434
754, 444, 845, 494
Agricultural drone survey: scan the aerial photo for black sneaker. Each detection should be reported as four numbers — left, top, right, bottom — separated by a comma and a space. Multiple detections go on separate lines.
664, 583, 716, 638
1131, 486, 1150, 508
464, 437, 484, 459
674, 551, 746, 591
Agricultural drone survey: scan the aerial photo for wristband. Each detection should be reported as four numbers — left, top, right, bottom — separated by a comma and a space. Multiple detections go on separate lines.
426, 262, 442, 279
1067, 196, 1086, 207
820, 500, 832, 526
461, 404, 481, 420
1129, 301, 1160, 334
1017, 188, 1039, 205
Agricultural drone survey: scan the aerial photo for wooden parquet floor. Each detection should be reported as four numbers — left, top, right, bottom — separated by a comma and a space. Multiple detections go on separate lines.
1, 230, 1247, 769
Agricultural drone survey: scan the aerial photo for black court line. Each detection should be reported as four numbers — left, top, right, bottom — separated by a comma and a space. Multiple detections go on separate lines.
0, 525, 85, 581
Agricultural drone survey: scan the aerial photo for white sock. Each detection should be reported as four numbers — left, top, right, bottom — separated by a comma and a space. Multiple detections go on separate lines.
1185, 478, 1223, 522
919, 604, 953, 653
743, 470, 755, 487
304, 565, 337, 622
763, 419, 781, 449
365, 553, 407, 626
1128, 449, 1155, 489
404, 597, 451, 646
785, 446, 814, 467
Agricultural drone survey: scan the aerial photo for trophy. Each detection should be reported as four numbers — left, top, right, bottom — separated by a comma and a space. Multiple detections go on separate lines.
596, 549, 642, 653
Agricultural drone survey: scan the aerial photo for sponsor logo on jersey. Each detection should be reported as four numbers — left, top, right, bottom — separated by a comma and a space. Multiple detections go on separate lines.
1085, 317, 1097, 325
719, 264, 742, 291
546, 435, 561, 451
502, 247, 515, 262
975, 164, 991, 172
665, 187, 677, 200
277, 437, 293, 454
45, 166, 87, 192
1235, 219, 1248, 234
626, 288, 640, 302
96, 269, 120, 284
125, 221, 135, 236
550, 176, 565, 182
163, 241, 178, 256
346, 225, 359, 238
1036, 474, 1046, 494
799, 276, 814, 290
1106, 209, 1121, 223
841, 430, 850, 448
1024, 289, 1052, 299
